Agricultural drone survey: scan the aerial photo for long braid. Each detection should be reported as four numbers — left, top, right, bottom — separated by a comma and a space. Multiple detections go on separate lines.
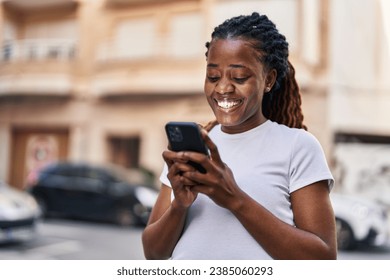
205, 12, 306, 130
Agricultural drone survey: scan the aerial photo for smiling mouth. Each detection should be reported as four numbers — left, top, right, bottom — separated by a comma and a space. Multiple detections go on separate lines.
215, 99, 243, 109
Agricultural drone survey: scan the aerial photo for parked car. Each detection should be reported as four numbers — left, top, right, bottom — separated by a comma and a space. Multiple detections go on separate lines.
331, 193, 389, 250
27, 162, 158, 226
0, 181, 40, 243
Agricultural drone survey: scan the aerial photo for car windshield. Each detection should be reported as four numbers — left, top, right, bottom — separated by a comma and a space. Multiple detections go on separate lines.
105, 165, 154, 187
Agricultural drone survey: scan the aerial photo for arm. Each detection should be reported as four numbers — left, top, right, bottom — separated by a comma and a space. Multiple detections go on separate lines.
142, 184, 186, 260
230, 180, 337, 259
142, 150, 200, 259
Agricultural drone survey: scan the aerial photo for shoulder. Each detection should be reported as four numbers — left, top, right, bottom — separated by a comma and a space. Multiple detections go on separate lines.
270, 121, 321, 148
267, 122, 328, 169
293, 129, 324, 154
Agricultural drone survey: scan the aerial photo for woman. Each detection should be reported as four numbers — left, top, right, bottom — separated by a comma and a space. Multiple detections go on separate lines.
142, 12, 337, 260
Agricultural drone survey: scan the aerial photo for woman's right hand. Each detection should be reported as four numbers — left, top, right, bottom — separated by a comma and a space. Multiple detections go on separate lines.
162, 150, 199, 209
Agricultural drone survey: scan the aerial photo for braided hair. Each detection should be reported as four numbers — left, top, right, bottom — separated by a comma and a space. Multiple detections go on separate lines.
204, 12, 306, 130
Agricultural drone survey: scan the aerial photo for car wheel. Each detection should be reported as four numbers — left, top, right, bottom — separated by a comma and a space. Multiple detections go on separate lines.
336, 218, 356, 250
116, 208, 135, 227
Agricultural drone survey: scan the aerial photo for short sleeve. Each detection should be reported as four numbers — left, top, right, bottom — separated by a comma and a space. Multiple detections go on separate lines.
159, 163, 172, 187
289, 130, 334, 193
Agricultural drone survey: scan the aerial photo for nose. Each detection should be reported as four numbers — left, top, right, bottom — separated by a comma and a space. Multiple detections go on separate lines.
215, 78, 234, 94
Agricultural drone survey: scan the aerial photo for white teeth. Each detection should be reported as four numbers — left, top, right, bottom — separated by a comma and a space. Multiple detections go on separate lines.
217, 100, 240, 109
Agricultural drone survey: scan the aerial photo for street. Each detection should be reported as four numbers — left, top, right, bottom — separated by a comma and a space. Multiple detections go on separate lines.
1, 218, 390, 260
0, 219, 145, 260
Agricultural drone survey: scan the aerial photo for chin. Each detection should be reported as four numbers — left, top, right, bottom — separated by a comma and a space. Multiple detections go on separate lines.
215, 115, 242, 127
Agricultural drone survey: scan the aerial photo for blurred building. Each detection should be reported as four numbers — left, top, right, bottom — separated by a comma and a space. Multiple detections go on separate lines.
0, 0, 390, 202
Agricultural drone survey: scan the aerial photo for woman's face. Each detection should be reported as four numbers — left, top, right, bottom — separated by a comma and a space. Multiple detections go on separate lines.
204, 38, 275, 134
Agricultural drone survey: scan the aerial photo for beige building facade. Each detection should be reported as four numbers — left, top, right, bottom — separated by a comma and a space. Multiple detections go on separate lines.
1, 0, 389, 201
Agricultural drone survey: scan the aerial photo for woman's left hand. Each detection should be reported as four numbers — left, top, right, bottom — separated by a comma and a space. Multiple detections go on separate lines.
174, 129, 245, 211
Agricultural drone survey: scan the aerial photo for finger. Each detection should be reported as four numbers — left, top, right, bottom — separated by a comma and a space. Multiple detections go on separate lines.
168, 163, 198, 189
162, 155, 174, 169
163, 150, 188, 168
168, 161, 195, 176
176, 151, 211, 173
201, 130, 223, 165
179, 176, 198, 186
180, 170, 211, 187
162, 150, 174, 167
162, 150, 177, 162
188, 184, 212, 196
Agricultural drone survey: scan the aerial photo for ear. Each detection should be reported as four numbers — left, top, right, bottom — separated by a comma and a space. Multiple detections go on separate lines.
264, 69, 277, 93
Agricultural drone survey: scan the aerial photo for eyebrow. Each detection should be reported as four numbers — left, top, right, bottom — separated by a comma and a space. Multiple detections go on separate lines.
207, 63, 247, 69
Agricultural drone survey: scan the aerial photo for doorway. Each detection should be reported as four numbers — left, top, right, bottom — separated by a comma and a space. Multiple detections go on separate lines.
9, 128, 69, 189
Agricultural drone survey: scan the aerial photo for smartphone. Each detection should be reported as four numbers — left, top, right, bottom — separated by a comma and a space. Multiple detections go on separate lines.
165, 121, 209, 173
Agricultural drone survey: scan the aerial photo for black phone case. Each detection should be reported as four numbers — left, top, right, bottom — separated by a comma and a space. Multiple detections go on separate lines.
165, 122, 208, 173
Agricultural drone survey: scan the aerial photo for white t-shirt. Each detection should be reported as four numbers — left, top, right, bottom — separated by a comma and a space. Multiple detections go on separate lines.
160, 120, 334, 259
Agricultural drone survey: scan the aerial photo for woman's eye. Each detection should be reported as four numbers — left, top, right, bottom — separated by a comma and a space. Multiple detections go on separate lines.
207, 76, 220, 82
233, 77, 249, 83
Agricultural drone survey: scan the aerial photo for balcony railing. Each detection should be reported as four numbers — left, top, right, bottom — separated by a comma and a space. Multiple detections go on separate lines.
97, 40, 155, 62
97, 39, 202, 62
1, 39, 77, 62
105, 0, 174, 6
2, 0, 77, 12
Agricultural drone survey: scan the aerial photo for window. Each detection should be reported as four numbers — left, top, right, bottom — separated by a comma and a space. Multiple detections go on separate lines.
115, 18, 157, 59
167, 12, 205, 58
108, 136, 140, 169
